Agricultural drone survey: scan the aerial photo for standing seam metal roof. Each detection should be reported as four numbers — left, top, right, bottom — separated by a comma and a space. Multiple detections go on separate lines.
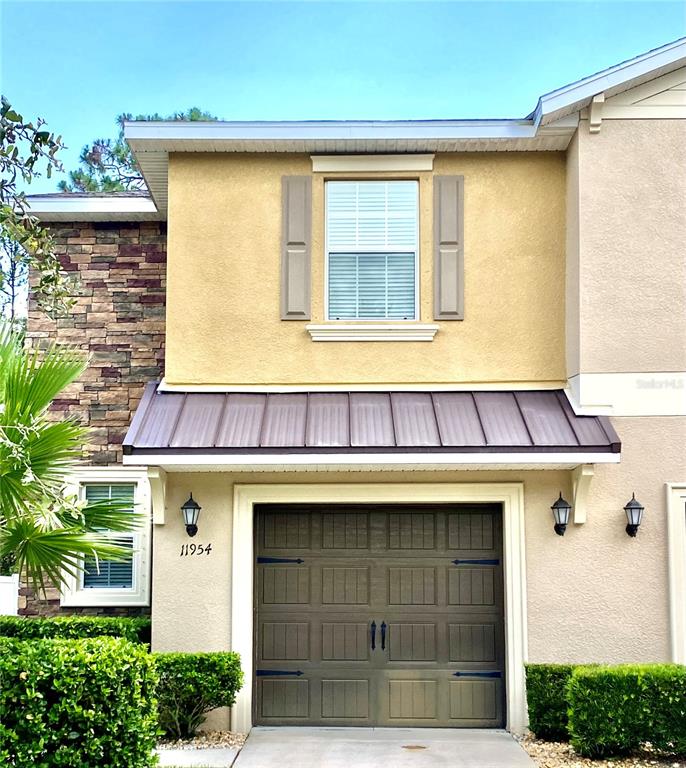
123, 384, 620, 454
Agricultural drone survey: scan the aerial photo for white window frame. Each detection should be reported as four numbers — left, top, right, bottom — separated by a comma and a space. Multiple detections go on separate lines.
667, 482, 686, 663
60, 467, 151, 608
324, 180, 420, 322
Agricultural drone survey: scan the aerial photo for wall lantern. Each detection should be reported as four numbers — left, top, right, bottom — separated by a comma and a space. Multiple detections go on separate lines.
551, 492, 572, 536
624, 493, 644, 537
181, 493, 201, 537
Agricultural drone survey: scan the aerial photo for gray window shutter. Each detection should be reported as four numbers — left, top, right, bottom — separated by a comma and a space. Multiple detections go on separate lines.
433, 176, 464, 320
281, 176, 312, 320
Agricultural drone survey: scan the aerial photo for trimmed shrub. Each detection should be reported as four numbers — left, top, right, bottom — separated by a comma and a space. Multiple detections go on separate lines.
0, 637, 158, 768
0, 615, 151, 644
525, 663, 576, 740
156, 652, 243, 739
568, 664, 686, 758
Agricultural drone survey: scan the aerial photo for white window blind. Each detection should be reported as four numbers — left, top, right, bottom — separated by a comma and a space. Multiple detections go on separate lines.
327, 181, 418, 320
82, 484, 134, 590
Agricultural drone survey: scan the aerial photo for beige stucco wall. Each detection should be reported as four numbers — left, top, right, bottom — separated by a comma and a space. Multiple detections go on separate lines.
152, 417, 683, 664
165, 152, 566, 387
567, 119, 686, 377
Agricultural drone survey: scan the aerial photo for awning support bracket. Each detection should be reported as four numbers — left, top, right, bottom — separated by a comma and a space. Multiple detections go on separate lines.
572, 464, 594, 524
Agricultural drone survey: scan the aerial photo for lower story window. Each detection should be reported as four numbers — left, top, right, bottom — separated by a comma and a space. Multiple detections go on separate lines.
82, 484, 135, 590
60, 469, 151, 608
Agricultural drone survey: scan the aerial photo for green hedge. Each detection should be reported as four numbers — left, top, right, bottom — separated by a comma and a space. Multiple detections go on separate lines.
155, 652, 244, 739
0, 637, 158, 768
568, 664, 686, 758
525, 663, 576, 740
0, 616, 151, 644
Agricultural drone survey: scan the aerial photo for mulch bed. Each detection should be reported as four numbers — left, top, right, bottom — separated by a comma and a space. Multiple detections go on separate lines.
518, 733, 686, 768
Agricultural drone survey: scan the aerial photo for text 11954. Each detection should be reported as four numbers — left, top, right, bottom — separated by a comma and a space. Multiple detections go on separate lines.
179, 543, 212, 557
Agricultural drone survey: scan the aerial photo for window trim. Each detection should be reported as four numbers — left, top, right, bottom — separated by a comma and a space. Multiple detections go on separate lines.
60, 467, 151, 608
324, 179, 420, 322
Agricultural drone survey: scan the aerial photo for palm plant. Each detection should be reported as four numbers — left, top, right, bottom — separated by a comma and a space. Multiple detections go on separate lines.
0, 322, 141, 593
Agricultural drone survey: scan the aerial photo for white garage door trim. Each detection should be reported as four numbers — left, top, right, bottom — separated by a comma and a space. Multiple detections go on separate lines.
231, 482, 527, 734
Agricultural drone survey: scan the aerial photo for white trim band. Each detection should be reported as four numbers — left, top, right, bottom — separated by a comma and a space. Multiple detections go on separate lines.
312, 154, 434, 172
568, 372, 686, 416
123, 451, 620, 471
306, 323, 439, 342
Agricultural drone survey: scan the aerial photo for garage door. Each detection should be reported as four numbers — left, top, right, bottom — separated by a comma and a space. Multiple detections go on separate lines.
254, 505, 504, 727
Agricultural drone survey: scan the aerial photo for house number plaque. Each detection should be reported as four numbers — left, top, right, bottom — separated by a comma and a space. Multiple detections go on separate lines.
179, 543, 212, 557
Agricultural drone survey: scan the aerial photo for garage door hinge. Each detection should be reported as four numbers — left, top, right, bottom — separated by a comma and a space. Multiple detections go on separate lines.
452, 558, 499, 566
256, 669, 304, 677
256, 557, 305, 564
453, 671, 502, 678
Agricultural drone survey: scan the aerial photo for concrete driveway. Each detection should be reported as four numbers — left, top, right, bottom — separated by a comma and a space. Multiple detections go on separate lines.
232, 727, 535, 767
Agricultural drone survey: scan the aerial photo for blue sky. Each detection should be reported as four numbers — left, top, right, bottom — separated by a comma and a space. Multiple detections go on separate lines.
1, 1, 684, 191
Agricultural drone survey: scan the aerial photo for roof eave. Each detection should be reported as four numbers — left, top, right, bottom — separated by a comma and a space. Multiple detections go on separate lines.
25, 195, 163, 222
534, 36, 686, 126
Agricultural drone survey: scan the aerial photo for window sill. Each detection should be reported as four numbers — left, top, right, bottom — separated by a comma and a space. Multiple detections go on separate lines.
306, 323, 439, 342
60, 589, 149, 608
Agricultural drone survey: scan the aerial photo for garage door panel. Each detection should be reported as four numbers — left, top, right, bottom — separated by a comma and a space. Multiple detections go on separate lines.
448, 512, 496, 550
388, 623, 437, 662
260, 678, 310, 719
388, 512, 436, 550
262, 622, 310, 661
388, 680, 438, 720
449, 622, 498, 662
262, 567, 310, 604
449, 679, 501, 724
321, 679, 369, 719
321, 566, 369, 604
321, 512, 369, 549
448, 567, 496, 606
322, 622, 369, 661
388, 567, 436, 605
262, 511, 311, 550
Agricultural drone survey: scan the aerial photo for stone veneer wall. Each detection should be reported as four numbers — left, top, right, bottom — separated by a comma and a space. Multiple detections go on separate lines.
21, 220, 166, 616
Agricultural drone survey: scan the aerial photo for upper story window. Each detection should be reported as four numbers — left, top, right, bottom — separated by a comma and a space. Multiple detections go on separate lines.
326, 180, 418, 320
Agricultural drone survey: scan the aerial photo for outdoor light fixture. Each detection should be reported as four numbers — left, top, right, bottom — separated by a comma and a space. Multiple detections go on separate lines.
551, 492, 572, 536
181, 493, 201, 537
624, 493, 644, 537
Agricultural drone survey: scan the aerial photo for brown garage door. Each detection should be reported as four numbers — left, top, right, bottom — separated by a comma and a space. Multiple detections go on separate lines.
254, 505, 505, 727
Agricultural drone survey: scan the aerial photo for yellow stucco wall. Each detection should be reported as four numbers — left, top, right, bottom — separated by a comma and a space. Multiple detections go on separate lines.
165, 152, 566, 386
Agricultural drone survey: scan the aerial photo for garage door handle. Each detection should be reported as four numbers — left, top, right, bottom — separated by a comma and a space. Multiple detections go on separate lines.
380, 621, 387, 651
370, 621, 376, 650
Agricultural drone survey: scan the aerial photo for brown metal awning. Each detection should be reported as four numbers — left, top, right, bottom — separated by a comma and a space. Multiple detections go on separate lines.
123, 384, 620, 457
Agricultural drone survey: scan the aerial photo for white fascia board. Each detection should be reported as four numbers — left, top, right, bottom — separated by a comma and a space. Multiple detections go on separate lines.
124, 119, 540, 145
123, 451, 620, 471
26, 195, 161, 221
533, 37, 686, 126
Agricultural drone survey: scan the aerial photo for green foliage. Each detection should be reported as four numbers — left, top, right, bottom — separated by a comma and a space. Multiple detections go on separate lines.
0, 616, 151, 644
0, 322, 143, 592
567, 664, 686, 758
59, 108, 218, 193
0, 637, 158, 767
155, 652, 243, 739
0, 96, 74, 316
525, 663, 576, 740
